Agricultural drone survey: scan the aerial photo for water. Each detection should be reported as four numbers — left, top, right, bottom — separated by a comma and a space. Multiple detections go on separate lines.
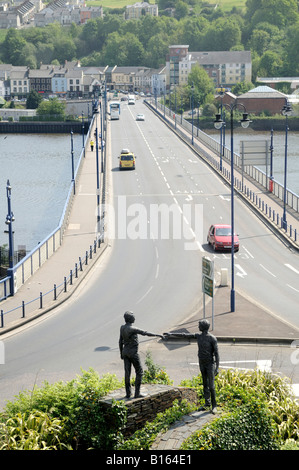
0, 134, 82, 252
206, 129, 299, 196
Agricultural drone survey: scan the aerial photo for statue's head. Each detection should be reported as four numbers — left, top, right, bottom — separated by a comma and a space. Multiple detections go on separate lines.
124, 311, 135, 324
198, 319, 210, 332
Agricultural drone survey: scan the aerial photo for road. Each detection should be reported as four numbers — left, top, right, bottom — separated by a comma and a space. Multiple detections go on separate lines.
0, 98, 299, 409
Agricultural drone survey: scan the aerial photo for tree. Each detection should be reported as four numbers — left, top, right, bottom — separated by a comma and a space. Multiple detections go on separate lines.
1, 29, 27, 64
247, 0, 299, 29
258, 50, 283, 76
187, 64, 214, 106
37, 97, 66, 119
175, 1, 189, 20
26, 90, 43, 109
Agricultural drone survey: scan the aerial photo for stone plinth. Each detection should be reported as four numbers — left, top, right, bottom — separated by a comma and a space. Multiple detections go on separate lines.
100, 384, 198, 436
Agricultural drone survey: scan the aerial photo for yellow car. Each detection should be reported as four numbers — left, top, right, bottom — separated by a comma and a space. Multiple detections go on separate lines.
119, 149, 136, 170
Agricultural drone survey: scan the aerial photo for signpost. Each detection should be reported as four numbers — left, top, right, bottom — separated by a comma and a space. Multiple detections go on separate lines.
240, 140, 270, 190
202, 256, 214, 329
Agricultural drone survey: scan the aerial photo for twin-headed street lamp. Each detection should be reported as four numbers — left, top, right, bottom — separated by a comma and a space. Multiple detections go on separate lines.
214, 103, 251, 312
281, 99, 292, 230
5, 179, 15, 296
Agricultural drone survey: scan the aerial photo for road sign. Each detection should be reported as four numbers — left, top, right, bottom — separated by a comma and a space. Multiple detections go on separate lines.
202, 256, 213, 279
202, 275, 214, 297
240, 140, 270, 166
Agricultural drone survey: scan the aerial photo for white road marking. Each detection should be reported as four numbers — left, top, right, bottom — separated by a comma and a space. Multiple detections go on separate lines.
136, 286, 153, 304
235, 264, 247, 278
285, 264, 299, 275
260, 264, 276, 277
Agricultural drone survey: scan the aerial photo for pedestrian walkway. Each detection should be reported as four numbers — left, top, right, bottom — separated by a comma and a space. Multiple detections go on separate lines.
1, 104, 299, 344
0, 116, 111, 334
150, 409, 216, 450
151, 102, 299, 253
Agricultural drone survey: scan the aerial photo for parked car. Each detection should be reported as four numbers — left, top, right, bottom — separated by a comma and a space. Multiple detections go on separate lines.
119, 148, 136, 170
207, 224, 239, 252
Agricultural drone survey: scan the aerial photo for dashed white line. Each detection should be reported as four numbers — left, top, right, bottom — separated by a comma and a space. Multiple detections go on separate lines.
259, 264, 276, 277
285, 264, 299, 275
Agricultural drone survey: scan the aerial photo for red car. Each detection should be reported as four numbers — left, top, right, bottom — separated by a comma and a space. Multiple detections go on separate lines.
207, 224, 239, 252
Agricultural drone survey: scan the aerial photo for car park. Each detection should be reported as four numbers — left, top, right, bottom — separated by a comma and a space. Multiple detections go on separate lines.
119, 148, 136, 170
207, 224, 239, 252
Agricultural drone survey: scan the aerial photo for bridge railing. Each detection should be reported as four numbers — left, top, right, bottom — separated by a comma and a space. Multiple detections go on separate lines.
148, 99, 298, 246
0, 116, 95, 302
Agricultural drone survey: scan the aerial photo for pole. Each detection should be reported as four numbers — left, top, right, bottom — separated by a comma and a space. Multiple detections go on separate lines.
283, 115, 288, 230
71, 130, 75, 194
230, 108, 235, 312
191, 83, 194, 145
6, 180, 15, 296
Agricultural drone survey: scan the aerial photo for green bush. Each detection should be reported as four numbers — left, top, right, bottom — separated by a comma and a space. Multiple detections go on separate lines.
142, 351, 173, 385
181, 398, 279, 450
1, 369, 123, 450
117, 399, 196, 450
180, 368, 299, 448
0, 411, 70, 450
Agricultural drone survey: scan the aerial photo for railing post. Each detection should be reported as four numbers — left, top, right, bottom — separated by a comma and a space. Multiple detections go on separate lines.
22, 300, 25, 318
1, 310, 3, 328
54, 284, 57, 300
40, 292, 43, 309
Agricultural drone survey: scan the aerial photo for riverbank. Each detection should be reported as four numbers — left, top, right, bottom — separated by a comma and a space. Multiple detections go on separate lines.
193, 116, 299, 131
0, 121, 90, 134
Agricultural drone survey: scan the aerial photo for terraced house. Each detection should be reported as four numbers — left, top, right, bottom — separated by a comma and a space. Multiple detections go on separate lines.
166, 45, 252, 89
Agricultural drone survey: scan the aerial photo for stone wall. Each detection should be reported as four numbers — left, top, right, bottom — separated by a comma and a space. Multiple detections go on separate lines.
100, 384, 199, 437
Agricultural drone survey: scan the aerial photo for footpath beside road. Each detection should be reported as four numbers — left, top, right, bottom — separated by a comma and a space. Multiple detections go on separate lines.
0, 115, 112, 335
1, 103, 299, 450
1, 102, 299, 346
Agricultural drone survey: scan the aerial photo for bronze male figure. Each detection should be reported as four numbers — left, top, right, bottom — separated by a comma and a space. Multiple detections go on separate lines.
119, 311, 163, 399
164, 319, 219, 413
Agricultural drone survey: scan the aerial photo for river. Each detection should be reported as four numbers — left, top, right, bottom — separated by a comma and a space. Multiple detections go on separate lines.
206, 128, 299, 196
0, 133, 82, 252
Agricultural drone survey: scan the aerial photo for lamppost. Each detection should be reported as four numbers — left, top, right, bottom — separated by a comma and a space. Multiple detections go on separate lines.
281, 99, 292, 230
191, 82, 194, 145
70, 130, 75, 194
218, 86, 226, 171
5, 180, 15, 296
81, 111, 85, 147
214, 104, 251, 312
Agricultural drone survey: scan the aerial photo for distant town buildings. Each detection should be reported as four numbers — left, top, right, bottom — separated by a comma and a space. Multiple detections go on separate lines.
124, 2, 158, 20
166, 45, 252, 89
0, 0, 103, 28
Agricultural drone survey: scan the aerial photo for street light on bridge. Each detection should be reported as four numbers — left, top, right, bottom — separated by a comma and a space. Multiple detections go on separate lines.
214, 103, 251, 312
281, 99, 292, 231
5, 180, 15, 296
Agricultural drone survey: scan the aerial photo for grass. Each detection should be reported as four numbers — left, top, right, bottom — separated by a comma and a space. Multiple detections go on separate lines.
86, 0, 247, 12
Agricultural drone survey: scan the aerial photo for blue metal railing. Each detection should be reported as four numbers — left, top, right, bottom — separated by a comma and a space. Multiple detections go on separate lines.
0, 115, 95, 302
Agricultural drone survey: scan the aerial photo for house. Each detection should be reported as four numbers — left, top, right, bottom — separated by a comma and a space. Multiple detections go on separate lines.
111, 66, 150, 92
236, 86, 287, 115
151, 66, 166, 96
166, 45, 252, 89
29, 67, 54, 95
10, 66, 30, 98
124, 2, 158, 20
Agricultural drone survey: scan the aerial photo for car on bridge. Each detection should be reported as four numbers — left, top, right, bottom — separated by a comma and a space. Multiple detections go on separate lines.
136, 113, 145, 121
119, 148, 136, 170
207, 224, 239, 252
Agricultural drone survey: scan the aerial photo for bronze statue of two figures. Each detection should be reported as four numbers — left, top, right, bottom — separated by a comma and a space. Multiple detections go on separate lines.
119, 311, 219, 414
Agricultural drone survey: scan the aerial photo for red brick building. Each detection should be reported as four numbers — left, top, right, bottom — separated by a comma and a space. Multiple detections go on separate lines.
236, 86, 287, 115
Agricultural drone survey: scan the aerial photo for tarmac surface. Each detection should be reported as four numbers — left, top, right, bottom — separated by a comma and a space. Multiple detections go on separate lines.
1, 104, 299, 343
1, 105, 299, 451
